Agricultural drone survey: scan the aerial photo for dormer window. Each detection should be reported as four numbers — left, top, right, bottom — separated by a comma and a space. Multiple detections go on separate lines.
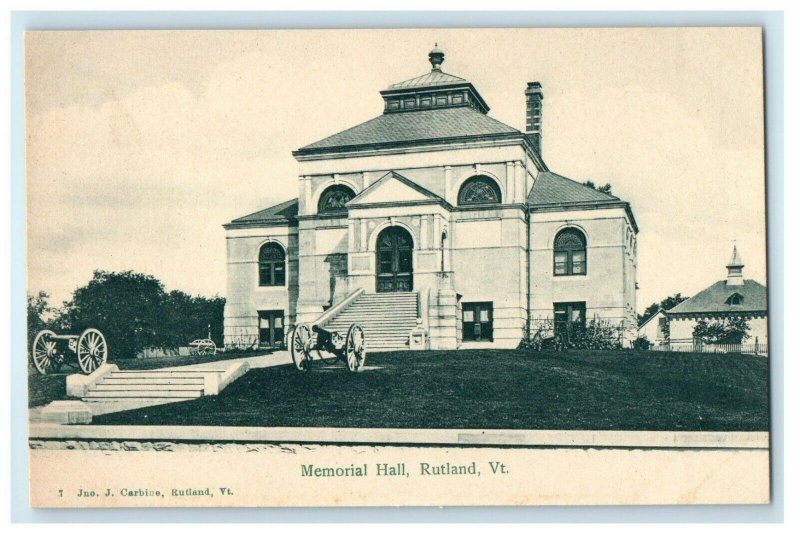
726, 293, 744, 305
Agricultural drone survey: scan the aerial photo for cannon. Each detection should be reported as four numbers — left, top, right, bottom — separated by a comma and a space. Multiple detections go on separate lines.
188, 324, 217, 356
290, 323, 366, 372
30, 328, 108, 375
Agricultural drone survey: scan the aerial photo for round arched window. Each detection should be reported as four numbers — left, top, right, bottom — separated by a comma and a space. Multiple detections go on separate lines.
458, 176, 502, 205
553, 228, 587, 276
318, 185, 356, 214
259, 242, 286, 286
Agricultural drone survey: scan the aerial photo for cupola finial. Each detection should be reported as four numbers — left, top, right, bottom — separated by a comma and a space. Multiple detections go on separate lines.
726, 243, 745, 286
429, 43, 444, 71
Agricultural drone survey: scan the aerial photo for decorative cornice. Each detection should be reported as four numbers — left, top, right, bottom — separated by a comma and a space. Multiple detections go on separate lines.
529, 200, 639, 233
223, 219, 298, 230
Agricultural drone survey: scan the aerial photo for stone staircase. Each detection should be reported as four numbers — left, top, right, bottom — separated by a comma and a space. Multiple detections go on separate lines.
64, 360, 251, 417
83, 369, 207, 403
322, 292, 419, 352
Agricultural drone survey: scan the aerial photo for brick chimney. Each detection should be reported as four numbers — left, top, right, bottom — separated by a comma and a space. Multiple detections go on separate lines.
525, 82, 543, 155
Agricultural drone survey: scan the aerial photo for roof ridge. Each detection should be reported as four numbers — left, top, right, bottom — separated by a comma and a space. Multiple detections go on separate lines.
229, 197, 299, 224
542, 171, 620, 201
295, 106, 521, 154
386, 69, 468, 89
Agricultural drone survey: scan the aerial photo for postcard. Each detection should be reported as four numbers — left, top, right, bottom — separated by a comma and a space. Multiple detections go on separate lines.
25, 27, 769, 507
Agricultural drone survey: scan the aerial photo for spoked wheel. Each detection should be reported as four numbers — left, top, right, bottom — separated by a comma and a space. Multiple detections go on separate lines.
31, 329, 61, 375
345, 324, 366, 372
76, 328, 108, 374
193, 339, 217, 356
291, 323, 313, 372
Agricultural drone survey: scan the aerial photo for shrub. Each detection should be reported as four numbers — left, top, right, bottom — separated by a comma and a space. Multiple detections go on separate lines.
633, 335, 652, 351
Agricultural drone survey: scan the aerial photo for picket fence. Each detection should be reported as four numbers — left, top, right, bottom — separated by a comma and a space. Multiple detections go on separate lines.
652, 338, 768, 357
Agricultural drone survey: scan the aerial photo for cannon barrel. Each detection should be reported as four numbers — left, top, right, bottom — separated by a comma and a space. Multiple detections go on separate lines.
311, 324, 333, 335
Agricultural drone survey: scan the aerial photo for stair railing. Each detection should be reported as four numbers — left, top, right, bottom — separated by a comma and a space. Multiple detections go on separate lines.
313, 287, 365, 328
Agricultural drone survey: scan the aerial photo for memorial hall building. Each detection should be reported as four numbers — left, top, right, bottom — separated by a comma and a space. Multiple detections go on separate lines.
223, 47, 639, 351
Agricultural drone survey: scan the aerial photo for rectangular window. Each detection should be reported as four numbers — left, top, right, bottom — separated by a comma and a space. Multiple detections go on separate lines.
554, 251, 569, 275
462, 302, 493, 342
273, 263, 286, 285
259, 262, 286, 286
258, 310, 285, 348
553, 302, 586, 343
571, 250, 586, 274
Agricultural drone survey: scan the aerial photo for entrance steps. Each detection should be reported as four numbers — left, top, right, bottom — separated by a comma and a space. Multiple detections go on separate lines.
83, 370, 207, 401
322, 292, 418, 352
67, 361, 251, 416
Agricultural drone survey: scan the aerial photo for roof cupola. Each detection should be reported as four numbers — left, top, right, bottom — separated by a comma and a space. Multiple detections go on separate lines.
379, 46, 490, 114
428, 43, 445, 71
726, 244, 745, 286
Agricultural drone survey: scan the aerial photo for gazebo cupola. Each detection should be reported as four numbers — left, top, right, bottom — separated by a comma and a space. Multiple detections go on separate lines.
380, 45, 490, 114
726, 244, 745, 286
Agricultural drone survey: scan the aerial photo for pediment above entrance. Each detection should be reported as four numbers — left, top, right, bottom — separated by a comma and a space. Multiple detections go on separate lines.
348, 171, 451, 209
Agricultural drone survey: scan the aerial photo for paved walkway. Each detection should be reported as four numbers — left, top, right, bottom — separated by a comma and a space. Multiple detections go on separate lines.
159, 350, 292, 371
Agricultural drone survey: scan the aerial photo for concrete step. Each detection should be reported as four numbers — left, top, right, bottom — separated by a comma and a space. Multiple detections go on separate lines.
102, 377, 204, 385
85, 390, 203, 399
326, 314, 417, 326
328, 322, 417, 327
329, 313, 417, 318
358, 291, 417, 300
94, 384, 204, 391
109, 371, 212, 379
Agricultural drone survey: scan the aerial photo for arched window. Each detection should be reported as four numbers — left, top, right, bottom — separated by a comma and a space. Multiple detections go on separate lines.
726, 293, 744, 306
318, 185, 356, 214
457, 175, 502, 205
259, 242, 286, 287
554, 228, 587, 276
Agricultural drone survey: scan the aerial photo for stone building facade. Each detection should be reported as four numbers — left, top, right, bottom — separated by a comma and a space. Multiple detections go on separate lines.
223, 47, 639, 351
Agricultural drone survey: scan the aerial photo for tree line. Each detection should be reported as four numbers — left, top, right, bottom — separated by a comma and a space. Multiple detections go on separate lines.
28, 270, 225, 360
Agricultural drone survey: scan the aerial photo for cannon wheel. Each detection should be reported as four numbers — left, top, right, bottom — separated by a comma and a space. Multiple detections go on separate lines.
193, 339, 217, 356
31, 329, 61, 375
291, 323, 313, 372
345, 324, 366, 372
76, 328, 108, 375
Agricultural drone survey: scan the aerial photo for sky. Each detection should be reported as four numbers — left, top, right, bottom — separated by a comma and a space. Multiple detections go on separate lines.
25, 28, 767, 312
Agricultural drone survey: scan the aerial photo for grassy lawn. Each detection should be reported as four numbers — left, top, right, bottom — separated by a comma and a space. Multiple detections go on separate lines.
92, 350, 769, 431
27, 350, 275, 408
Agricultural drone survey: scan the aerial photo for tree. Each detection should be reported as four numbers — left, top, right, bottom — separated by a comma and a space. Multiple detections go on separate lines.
163, 290, 226, 348
693, 317, 751, 345
27, 291, 53, 345
638, 293, 689, 326
56, 270, 227, 359
58, 270, 170, 359
583, 180, 613, 194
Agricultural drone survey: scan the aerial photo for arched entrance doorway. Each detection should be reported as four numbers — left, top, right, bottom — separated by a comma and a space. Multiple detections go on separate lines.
376, 226, 413, 292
